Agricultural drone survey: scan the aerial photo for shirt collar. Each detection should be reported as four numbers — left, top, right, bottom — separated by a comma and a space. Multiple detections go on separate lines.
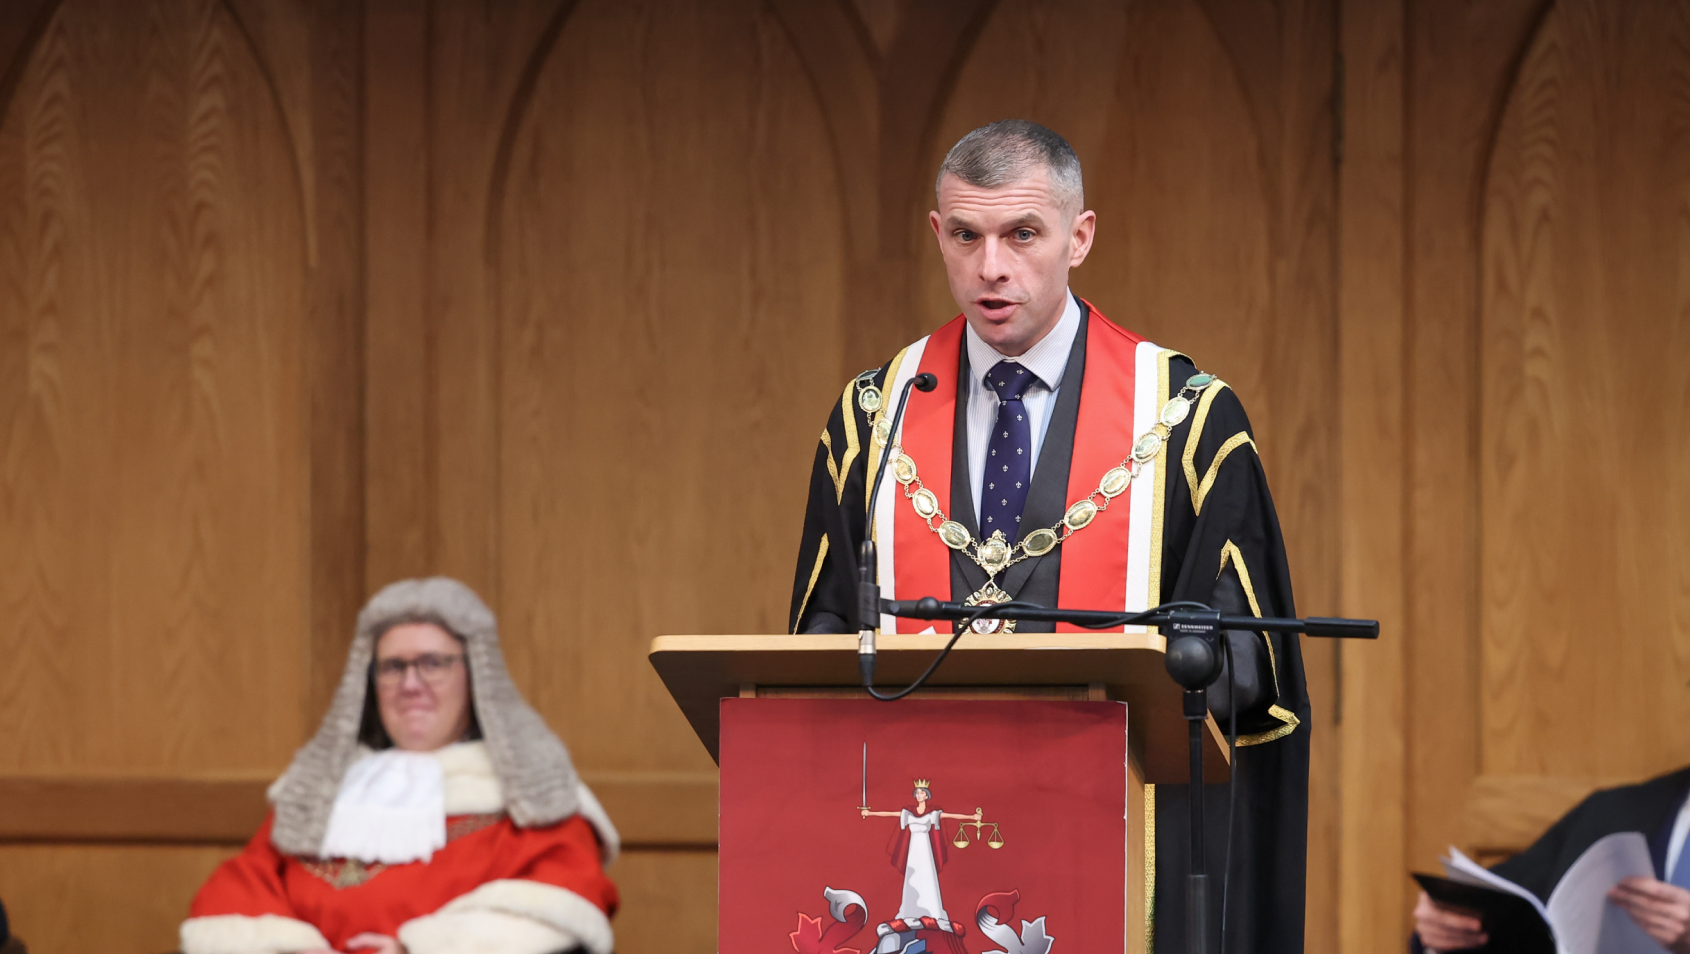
963, 290, 1083, 391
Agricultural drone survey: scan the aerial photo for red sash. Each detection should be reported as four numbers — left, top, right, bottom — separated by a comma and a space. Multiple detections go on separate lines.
887, 304, 1149, 632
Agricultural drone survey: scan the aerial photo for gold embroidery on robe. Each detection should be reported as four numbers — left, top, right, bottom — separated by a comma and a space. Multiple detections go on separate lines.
300, 812, 509, 889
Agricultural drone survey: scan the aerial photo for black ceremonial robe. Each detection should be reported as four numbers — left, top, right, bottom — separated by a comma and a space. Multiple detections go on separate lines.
1410, 767, 1690, 952
788, 303, 1313, 954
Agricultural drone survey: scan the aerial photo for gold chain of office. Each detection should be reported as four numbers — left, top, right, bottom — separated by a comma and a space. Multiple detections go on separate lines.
865, 371, 1217, 625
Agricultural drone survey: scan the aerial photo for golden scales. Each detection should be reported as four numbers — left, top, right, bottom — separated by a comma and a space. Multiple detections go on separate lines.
952, 809, 1005, 849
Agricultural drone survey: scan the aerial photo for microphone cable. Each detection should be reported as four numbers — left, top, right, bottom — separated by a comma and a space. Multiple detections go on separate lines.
863, 599, 1045, 701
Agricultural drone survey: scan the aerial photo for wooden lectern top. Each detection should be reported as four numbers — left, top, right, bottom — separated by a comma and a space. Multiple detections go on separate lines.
648, 632, 1229, 784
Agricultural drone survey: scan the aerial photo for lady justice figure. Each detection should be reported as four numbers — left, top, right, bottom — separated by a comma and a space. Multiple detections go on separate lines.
180, 577, 618, 954
861, 781, 982, 952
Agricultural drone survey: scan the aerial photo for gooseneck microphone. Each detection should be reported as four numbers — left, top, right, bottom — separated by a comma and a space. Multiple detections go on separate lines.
858, 371, 938, 686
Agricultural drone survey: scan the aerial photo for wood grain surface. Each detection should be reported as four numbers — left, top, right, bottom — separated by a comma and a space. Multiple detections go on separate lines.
1402, 0, 1553, 932
0, 843, 238, 952
0, 771, 719, 847
0, 777, 270, 843
3, 0, 1683, 951
0, 843, 715, 954
1479, 0, 1690, 782
491, 0, 847, 777
1381, 1, 1690, 949
1456, 774, 1635, 858
0, 1, 320, 947
612, 849, 719, 954
0, 0, 308, 776
1336, 0, 1407, 948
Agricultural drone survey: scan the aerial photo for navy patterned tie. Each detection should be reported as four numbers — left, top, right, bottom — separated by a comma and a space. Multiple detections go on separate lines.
979, 360, 1042, 540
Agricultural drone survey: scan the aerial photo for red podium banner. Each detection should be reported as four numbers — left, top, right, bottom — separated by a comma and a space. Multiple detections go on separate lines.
719, 698, 1129, 954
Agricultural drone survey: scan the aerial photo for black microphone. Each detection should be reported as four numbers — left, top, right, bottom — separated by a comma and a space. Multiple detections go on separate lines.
858, 372, 939, 686
1301, 616, 1380, 639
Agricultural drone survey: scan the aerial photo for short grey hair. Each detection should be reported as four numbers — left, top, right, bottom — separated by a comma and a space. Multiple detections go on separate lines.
936, 120, 1084, 213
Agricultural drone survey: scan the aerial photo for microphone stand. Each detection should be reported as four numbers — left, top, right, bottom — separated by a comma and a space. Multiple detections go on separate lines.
877, 595, 1378, 954
855, 372, 938, 696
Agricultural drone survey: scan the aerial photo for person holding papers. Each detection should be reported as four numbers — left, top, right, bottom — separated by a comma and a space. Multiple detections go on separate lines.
1412, 767, 1690, 952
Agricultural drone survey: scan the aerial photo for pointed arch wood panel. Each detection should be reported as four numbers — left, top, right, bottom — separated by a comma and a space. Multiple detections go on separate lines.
0, 0, 310, 776
0, 1, 353, 951
1397, 0, 1550, 907
491, 0, 849, 774
1369, 0, 1690, 949
1474, 0, 1690, 809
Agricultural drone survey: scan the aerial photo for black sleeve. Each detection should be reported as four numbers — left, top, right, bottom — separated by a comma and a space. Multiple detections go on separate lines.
1154, 357, 1311, 954
789, 364, 888, 633
1160, 363, 1306, 741
1208, 567, 1273, 725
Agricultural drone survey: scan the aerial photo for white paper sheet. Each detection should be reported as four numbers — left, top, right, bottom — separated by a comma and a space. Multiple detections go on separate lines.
1543, 832, 1657, 954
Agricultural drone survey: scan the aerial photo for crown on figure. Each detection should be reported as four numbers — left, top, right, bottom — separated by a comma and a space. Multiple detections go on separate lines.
912, 778, 931, 789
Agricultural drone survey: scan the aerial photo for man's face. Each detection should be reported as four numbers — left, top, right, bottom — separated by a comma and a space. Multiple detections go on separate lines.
374, 622, 472, 752
929, 168, 1096, 357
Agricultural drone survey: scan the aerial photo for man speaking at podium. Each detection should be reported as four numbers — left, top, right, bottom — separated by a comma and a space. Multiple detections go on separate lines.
788, 120, 1311, 952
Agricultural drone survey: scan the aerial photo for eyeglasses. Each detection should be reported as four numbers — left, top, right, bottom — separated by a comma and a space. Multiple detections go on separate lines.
374, 653, 464, 687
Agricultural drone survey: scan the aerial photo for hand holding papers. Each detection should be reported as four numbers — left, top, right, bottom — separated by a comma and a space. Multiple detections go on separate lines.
1414, 833, 1658, 954
1608, 877, 1690, 953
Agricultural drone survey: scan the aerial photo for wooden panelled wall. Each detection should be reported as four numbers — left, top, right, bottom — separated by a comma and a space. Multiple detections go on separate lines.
0, 1, 1683, 952
1341, 0, 1690, 950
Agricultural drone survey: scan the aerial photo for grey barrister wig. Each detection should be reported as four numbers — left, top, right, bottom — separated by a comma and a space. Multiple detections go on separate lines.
268, 577, 618, 862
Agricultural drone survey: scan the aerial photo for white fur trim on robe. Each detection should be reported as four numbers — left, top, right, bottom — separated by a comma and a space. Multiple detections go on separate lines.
433, 742, 619, 863
438, 740, 504, 814
180, 914, 330, 954
398, 879, 614, 954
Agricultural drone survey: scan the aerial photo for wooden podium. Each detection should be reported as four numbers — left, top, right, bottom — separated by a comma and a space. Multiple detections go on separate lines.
649, 630, 1229, 781
649, 630, 1229, 954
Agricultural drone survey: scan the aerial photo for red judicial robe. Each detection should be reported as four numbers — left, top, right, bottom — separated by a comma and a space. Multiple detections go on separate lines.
189, 811, 617, 953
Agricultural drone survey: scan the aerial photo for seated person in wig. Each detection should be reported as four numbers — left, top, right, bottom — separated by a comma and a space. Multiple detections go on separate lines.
182, 577, 618, 954
1412, 766, 1690, 953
